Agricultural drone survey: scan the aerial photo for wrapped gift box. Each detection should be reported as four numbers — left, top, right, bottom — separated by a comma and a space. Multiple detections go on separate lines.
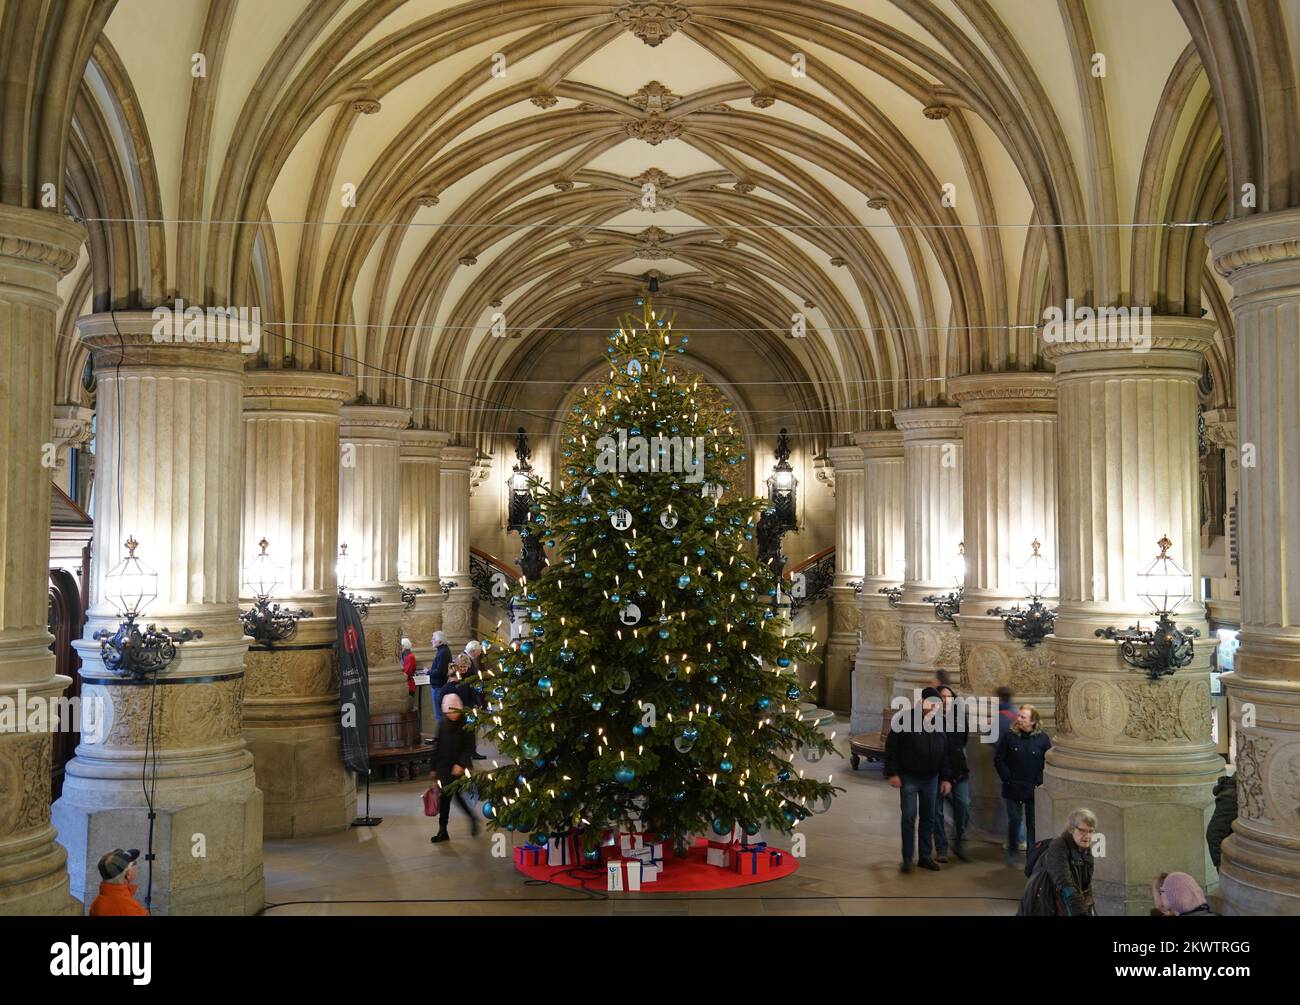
623, 841, 664, 866
706, 838, 736, 868
732, 843, 784, 876
547, 834, 576, 867
514, 843, 545, 867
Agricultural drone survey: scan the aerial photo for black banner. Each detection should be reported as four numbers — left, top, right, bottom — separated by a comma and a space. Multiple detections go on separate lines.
336, 594, 369, 774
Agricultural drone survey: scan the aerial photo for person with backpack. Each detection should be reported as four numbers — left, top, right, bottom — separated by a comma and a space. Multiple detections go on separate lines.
885, 687, 955, 874
994, 703, 1051, 866
1017, 808, 1098, 916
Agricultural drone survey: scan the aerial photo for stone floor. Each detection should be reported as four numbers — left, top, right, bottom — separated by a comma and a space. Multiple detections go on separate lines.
261, 716, 1026, 915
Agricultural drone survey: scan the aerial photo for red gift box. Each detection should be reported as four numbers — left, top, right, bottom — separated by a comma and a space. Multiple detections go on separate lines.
514, 843, 545, 867
731, 844, 783, 876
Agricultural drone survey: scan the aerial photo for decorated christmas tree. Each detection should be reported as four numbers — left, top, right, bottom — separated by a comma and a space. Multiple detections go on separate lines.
460, 295, 839, 857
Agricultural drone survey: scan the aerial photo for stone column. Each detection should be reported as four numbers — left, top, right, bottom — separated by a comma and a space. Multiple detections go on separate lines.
1201, 409, 1240, 617
241, 370, 357, 838
851, 431, 904, 736
1040, 316, 1222, 915
53, 312, 263, 915
50, 404, 94, 500
338, 404, 410, 716
823, 444, 865, 713
892, 408, 964, 698
401, 429, 449, 735
438, 445, 478, 649
0, 205, 84, 916
1208, 211, 1300, 915
400, 429, 449, 664
949, 373, 1057, 835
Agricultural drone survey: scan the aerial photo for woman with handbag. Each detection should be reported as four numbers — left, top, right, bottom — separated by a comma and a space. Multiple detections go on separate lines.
429, 692, 480, 843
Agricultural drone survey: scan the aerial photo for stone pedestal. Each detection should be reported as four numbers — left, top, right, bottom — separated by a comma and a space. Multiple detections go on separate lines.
1208, 210, 1300, 915
241, 370, 356, 838
0, 205, 84, 916
851, 431, 904, 735
53, 312, 263, 916
950, 373, 1058, 837
339, 405, 410, 716
1041, 316, 1222, 915
824, 444, 865, 713
893, 408, 964, 699
439, 446, 478, 647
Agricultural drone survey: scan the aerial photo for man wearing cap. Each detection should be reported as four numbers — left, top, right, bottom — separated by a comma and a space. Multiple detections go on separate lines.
884, 687, 956, 874
88, 848, 148, 916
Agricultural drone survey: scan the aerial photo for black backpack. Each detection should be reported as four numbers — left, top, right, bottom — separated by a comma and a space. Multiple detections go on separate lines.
1024, 837, 1053, 878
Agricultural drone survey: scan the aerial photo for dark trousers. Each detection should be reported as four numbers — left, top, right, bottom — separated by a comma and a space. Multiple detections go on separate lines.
1006, 796, 1036, 853
932, 776, 971, 856
899, 772, 939, 864
438, 785, 473, 832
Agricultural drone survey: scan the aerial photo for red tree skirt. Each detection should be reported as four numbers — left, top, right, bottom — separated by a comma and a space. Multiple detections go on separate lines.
514, 837, 799, 892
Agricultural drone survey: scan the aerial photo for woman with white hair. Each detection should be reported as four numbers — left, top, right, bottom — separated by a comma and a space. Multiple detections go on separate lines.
1018, 808, 1099, 916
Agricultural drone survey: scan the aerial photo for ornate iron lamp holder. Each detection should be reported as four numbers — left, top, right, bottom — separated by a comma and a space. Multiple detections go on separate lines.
878, 585, 903, 608
400, 585, 426, 611
241, 596, 313, 644
1095, 614, 1199, 681
337, 586, 379, 620
439, 579, 458, 596
988, 598, 1057, 648
93, 616, 203, 681
922, 587, 963, 624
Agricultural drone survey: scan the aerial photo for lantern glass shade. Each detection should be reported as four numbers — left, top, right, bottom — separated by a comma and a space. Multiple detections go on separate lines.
945, 546, 966, 589
337, 546, 358, 591
1017, 540, 1055, 599
104, 536, 157, 619
242, 539, 282, 600
1138, 536, 1192, 615
511, 470, 530, 494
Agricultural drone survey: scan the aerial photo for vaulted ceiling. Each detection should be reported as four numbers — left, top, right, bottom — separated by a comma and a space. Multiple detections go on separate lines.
28, 0, 1293, 447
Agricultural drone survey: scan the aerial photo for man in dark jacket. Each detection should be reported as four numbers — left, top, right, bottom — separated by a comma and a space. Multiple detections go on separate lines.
430, 693, 480, 843
994, 704, 1051, 865
885, 687, 954, 873
1017, 808, 1098, 916
428, 631, 452, 720
932, 684, 972, 862
1206, 773, 1237, 869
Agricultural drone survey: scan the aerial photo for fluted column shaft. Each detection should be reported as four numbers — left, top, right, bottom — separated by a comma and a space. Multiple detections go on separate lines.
53, 312, 263, 915
0, 205, 84, 916
1042, 316, 1221, 915
241, 370, 356, 837
893, 408, 964, 696
950, 373, 1057, 836
1208, 209, 1300, 915
438, 446, 477, 649
339, 404, 410, 715
824, 444, 865, 712
400, 430, 449, 735
852, 431, 904, 735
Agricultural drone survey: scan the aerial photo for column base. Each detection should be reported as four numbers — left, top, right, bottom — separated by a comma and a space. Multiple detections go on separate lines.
358, 600, 410, 716
54, 761, 264, 915
439, 586, 477, 650
894, 600, 961, 696
243, 620, 356, 839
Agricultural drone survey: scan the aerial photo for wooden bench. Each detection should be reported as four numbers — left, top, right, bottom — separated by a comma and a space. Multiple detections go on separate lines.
367, 710, 434, 781
849, 708, 892, 770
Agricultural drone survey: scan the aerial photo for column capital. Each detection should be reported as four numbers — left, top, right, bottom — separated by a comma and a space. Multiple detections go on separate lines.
243, 368, 355, 415
1041, 314, 1214, 373
824, 443, 864, 471
1207, 206, 1300, 291
440, 444, 478, 470
0, 204, 84, 280
400, 427, 452, 459
854, 429, 903, 457
1202, 408, 1238, 448
339, 403, 411, 438
77, 310, 246, 374
948, 371, 1056, 416
51, 404, 94, 447
892, 406, 962, 440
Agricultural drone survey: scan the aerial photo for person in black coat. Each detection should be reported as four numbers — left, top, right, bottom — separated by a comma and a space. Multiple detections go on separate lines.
430, 692, 479, 843
994, 704, 1052, 865
885, 687, 955, 873
1017, 808, 1098, 916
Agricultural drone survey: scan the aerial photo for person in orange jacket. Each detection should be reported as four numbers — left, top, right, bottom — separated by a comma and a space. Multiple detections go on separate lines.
88, 848, 148, 916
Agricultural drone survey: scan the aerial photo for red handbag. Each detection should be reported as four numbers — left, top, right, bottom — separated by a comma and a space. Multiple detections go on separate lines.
423, 784, 441, 817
